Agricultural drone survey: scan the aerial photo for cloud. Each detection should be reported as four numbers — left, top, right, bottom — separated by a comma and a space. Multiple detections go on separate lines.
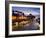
31, 11, 40, 16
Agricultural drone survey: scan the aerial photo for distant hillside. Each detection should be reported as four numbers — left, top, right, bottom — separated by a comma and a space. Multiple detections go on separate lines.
12, 10, 35, 17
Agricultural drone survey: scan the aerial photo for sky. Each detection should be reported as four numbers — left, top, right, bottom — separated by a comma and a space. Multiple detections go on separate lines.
12, 7, 40, 16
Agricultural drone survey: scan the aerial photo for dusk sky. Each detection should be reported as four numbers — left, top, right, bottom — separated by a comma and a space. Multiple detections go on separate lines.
12, 7, 40, 16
